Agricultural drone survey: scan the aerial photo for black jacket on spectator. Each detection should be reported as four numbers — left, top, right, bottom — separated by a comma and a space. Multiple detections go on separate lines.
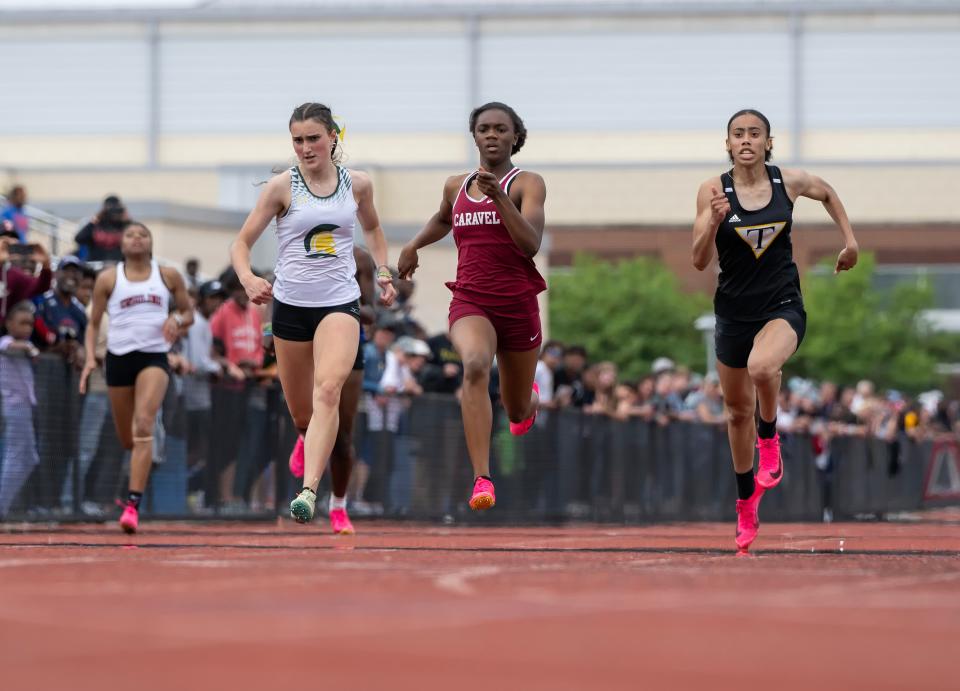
554, 368, 593, 407
420, 334, 463, 394
74, 221, 124, 262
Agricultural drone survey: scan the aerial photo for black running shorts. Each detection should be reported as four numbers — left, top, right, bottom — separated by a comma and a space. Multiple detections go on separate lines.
105, 350, 171, 387
714, 305, 806, 369
271, 299, 363, 370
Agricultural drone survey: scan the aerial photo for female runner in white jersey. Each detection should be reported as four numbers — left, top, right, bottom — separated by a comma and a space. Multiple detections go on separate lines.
692, 109, 859, 552
80, 223, 193, 534
231, 103, 396, 524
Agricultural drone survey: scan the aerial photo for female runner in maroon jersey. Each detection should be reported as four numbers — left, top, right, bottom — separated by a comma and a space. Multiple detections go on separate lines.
398, 102, 546, 510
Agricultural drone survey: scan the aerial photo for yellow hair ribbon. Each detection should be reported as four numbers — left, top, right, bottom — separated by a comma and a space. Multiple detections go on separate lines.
333, 115, 346, 141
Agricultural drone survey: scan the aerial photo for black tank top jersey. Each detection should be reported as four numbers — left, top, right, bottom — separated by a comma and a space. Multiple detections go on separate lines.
714, 164, 802, 321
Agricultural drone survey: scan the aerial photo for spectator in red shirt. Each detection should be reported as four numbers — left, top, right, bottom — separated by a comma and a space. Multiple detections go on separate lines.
210, 273, 263, 375
207, 273, 264, 509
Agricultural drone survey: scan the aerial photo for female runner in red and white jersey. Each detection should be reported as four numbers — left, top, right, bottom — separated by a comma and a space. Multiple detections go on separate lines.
80, 223, 193, 534
398, 102, 546, 510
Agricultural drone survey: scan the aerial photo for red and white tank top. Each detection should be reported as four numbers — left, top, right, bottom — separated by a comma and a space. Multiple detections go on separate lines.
445, 167, 546, 305
107, 260, 171, 355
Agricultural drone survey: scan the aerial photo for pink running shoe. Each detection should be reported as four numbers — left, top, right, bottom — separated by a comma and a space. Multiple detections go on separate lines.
756, 433, 784, 489
288, 435, 305, 479
469, 476, 496, 511
509, 382, 540, 436
330, 508, 355, 535
119, 502, 139, 535
735, 479, 765, 552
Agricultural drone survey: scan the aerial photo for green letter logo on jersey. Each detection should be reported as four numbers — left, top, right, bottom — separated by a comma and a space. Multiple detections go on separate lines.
304, 224, 338, 258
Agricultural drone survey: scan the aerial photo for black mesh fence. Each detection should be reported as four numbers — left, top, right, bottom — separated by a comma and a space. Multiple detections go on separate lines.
0, 352, 954, 523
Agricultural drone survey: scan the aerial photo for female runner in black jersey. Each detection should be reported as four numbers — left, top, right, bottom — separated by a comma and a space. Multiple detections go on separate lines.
692, 109, 859, 552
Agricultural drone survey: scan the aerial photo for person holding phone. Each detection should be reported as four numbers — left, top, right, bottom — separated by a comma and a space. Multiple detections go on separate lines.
0, 232, 52, 323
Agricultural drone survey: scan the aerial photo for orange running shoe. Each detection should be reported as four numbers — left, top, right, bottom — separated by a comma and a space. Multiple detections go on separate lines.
469, 476, 496, 511
330, 508, 355, 535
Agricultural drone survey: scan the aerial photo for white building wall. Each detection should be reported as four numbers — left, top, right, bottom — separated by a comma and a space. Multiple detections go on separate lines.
2, 12, 958, 148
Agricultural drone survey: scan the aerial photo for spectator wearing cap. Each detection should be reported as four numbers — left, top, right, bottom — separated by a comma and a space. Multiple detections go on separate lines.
649, 370, 684, 426
184, 280, 227, 378
685, 372, 725, 425
33, 255, 87, 364
0, 231, 52, 323
182, 280, 227, 509
669, 366, 696, 420
353, 318, 399, 513
651, 356, 675, 376
380, 336, 430, 400
27, 256, 87, 511
1, 185, 30, 242
379, 335, 430, 516
74, 195, 129, 262
63, 265, 112, 516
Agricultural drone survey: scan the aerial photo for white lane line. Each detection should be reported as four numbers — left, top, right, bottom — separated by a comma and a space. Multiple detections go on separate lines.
0, 556, 112, 568
434, 565, 502, 596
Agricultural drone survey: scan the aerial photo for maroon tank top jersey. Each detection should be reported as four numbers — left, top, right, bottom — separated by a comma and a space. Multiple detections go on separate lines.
445, 167, 547, 304
446, 167, 546, 351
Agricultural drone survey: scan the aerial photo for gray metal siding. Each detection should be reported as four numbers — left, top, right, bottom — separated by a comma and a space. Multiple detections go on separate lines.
160, 35, 469, 133
0, 38, 149, 134
1, 22, 957, 137
478, 31, 793, 130
804, 30, 960, 128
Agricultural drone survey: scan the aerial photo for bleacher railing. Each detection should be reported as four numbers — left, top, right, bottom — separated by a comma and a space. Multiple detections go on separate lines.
1, 352, 956, 524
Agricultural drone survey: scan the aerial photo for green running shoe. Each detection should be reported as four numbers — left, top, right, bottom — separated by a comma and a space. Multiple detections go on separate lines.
290, 488, 316, 524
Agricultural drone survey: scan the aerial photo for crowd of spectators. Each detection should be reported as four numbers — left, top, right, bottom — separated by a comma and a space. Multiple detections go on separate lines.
1, 185, 959, 520
529, 344, 959, 440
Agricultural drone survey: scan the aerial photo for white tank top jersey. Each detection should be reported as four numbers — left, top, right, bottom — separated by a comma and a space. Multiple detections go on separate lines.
106, 260, 172, 355
273, 166, 362, 308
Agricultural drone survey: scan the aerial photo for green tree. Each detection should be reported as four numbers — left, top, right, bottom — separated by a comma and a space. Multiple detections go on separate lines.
549, 254, 710, 379
791, 253, 957, 391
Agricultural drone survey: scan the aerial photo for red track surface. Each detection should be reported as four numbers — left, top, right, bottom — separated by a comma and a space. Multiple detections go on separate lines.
2, 517, 959, 691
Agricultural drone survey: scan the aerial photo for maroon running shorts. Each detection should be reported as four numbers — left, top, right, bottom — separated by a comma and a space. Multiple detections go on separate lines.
448, 292, 543, 352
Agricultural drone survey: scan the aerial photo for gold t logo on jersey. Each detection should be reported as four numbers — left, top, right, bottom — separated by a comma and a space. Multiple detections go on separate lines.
735, 222, 787, 258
